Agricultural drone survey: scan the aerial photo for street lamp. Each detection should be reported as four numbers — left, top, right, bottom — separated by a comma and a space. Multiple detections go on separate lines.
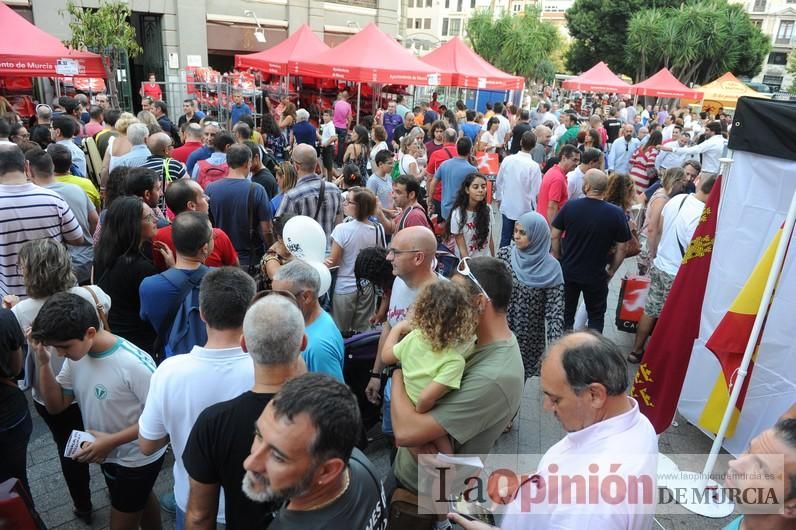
243, 9, 267, 43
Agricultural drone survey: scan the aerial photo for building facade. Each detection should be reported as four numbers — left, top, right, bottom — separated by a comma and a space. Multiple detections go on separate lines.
5, 0, 399, 105
744, 0, 795, 91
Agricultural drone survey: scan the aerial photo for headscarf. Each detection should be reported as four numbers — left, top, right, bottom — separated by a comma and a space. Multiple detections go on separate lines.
510, 211, 563, 289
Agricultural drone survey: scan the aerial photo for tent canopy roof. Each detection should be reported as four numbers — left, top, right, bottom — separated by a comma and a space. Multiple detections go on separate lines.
294, 23, 449, 85
234, 25, 329, 76
561, 62, 631, 93
420, 37, 523, 90
0, 2, 105, 78
696, 72, 769, 104
631, 67, 702, 99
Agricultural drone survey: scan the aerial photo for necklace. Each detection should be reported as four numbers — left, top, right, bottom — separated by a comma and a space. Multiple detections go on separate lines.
298, 468, 350, 512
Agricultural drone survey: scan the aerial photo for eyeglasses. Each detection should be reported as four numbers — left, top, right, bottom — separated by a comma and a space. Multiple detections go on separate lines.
386, 248, 422, 257
457, 257, 490, 300
250, 289, 300, 309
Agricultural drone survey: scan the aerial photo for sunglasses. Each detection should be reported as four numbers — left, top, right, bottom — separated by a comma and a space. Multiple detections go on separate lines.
250, 289, 300, 309
456, 257, 490, 300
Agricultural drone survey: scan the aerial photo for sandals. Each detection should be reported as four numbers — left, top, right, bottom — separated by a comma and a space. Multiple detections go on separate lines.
627, 351, 644, 364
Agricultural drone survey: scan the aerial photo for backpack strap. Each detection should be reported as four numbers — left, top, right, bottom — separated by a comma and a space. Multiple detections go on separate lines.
313, 178, 326, 221
152, 268, 202, 363
163, 157, 173, 184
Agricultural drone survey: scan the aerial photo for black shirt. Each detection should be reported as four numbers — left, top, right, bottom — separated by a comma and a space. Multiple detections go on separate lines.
552, 198, 631, 283
268, 448, 388, 530
183, 391, 276, 530
509, 122, 532, 154
178, 114, 202, 128
392, 124, 411, 150
604, 118, 622, 143
95, 254, 158, 353
252, 168, 278, 201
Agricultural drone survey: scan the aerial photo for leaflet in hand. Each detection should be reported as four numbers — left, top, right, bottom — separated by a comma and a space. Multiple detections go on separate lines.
64, 430, 95, 459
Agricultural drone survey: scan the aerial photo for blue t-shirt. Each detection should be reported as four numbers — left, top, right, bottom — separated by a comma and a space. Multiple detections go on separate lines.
205, 178, 272, 267
186, 145, 212, 176
460, 122, 480, 143
551, 198, 631, 283
303, 311, 345, 381
230, 102, 252, 126
383, 112, 404, 143
424, 110, 439, 125
138, 266, 208, 352
293, 121, 317, 146
438, 158, 477, 221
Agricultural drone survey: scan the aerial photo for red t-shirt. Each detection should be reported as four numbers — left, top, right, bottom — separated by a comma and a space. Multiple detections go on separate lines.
172, 141, 203, 164
426, 144, 457, 201
537, 165, 569, 224
394, 204, 430, 231
142, 82, 162, 100
153, 225, 239, 271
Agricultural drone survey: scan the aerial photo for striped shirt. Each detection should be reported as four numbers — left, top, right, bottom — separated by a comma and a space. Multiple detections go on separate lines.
276, 174, 343, 248
0, 183, 83, 297
141, 155, 187, 210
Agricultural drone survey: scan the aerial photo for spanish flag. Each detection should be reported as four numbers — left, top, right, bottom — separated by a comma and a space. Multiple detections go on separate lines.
632, 176, 721, 433
699, 227, 786, 437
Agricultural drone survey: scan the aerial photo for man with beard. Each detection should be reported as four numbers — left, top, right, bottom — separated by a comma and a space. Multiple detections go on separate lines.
242, 373, 387, 529
182, 294, 307, 529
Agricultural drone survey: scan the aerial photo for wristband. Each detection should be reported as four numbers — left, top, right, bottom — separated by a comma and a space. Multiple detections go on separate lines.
370, 372, 381, 378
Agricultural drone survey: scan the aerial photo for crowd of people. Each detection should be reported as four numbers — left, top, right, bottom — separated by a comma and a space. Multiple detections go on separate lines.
0, 84, 793, 530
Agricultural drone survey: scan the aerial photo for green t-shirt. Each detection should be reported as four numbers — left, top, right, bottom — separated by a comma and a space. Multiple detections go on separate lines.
393, 329, 472, 405
393, 335, 524, 492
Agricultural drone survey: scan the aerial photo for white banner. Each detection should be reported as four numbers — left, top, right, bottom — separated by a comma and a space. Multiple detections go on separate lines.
678, 150, 796, 455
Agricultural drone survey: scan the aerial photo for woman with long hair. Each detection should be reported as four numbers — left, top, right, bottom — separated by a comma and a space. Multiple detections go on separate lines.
496, 212, 564, 379
478, 117, 500, 153
136, 110, 162, 136
101, 112, 138, 183
344, 125, 371, 179
398, 134, 421, 179
629, 129, 663, 193
605, 172, 637, 213
94, 197, 173, 352
325, 187, 385, 333
270, 161, 298, 215
279, 102, 297, 141
449, 173, 494, 258
261, 112, 287, 161
259, 213, 296, 291
93, 166, 131, 246
7, 239, 111, 522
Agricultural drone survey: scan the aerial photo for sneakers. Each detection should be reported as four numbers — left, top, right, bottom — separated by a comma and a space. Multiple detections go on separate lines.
159, 491, 177, 514
73, 506, 93, 524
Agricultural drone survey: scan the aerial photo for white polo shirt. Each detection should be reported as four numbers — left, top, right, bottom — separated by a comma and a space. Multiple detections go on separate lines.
56, 335, 166, 467
138, 345, 254, 517
495, 151, 542, 220
501, 398, 658, 530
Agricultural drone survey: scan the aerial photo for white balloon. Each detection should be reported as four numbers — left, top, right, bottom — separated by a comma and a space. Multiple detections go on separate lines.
307, 260, 332, 297
283, 216, 326, 262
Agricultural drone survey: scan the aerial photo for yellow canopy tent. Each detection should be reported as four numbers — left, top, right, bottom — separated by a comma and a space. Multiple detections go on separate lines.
682, 72, 770, 114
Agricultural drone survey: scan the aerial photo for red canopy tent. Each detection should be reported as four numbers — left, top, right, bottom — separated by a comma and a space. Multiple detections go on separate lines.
0, 2, 105, 78
234, 24, 330, 76
561, 61, 631, 93
631, 67, 703, 99
419, 36, 523, 90
294, 23, 449, 86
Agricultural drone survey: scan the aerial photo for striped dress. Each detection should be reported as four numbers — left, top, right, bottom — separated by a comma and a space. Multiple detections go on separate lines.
629, 146, 660, 194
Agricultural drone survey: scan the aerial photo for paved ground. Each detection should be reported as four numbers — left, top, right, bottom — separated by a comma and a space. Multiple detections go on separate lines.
24, 259, 738, 529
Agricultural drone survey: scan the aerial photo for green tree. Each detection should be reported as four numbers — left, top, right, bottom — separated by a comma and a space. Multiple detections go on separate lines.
785, 49, 796, 94
625, 0, 770, 86
565, 0, 681, 76
61, 1, 142, 108
466, 7, 561, 84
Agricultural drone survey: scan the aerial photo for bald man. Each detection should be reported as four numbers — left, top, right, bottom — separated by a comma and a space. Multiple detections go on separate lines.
530, 124, 553, 165
364, 226, 439, 419
276, 143, 343, 245
142, 132, 187, 210
551, 169, 630, 333
485, 331, 657, 530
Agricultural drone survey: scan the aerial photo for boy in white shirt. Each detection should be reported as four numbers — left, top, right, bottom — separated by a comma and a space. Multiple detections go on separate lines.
30, 292, 165, 530
320, 108, 338, 181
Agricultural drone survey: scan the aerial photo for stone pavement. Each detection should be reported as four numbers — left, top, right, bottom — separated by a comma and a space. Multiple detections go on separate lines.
25, 260, 738, 529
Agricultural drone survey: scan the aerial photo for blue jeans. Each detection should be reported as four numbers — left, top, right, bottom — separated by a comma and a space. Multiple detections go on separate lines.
500, 214, 516, 248
176, 504, 185, 530
381, 378, 393, 435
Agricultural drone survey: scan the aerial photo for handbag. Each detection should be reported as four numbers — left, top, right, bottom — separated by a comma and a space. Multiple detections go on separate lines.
81, 285, 110, 331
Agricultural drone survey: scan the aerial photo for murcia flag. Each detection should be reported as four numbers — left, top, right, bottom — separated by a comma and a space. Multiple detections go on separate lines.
699, 226, 788, 437
632, 176, 722, 433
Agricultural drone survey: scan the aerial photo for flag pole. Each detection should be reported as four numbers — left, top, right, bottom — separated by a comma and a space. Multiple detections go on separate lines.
699, 185, 796, 480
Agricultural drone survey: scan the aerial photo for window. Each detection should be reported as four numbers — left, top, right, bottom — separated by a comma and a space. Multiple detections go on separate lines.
427, 0, 433, 6
513, 3, 523, 12
442, 17, 449, 36
777, 20, 794, 43
457, 0, 463, 11
753, 0, 766, 11
407, 18, 413, 29
751, 19, 762, 28
762, 74, 783, 91
450, 18, 461, 35
445, 0, 450, 7
471, 0, 476, 7
414, 18, 422, 29
424, 18, 431, 30
768, 52, 788, 65
407, 0, 413, 7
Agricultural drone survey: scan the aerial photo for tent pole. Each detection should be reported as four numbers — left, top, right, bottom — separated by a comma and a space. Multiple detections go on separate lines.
356, 82, 361, 124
